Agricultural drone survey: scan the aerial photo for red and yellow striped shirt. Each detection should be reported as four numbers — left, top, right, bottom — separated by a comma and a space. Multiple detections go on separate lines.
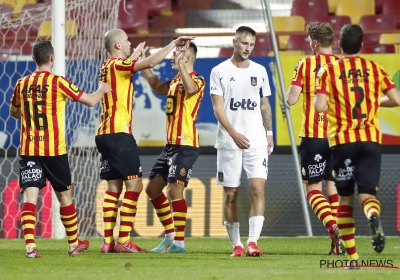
166, 72, 204, 147
315, 56, 396, 146
10, 71, 83, 156
97, 57, 136, 135
291, 53, 339, 138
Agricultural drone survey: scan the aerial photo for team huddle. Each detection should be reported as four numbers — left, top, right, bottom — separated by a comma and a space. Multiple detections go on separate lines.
10, 23, 400, 264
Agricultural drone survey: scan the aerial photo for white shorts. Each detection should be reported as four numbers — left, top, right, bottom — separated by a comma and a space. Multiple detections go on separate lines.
216, 146, 268, 187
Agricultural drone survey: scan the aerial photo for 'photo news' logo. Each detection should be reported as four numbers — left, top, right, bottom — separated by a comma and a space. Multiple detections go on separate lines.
320, 259, 399, 269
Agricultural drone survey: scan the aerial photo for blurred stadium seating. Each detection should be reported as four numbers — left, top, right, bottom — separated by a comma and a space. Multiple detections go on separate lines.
2, 0, 400, 57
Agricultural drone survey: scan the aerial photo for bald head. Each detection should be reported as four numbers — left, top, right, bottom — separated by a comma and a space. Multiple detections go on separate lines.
104, 29, 126, 53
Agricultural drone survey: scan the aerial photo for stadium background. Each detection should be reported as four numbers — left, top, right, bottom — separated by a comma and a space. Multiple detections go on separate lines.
1, 0, 400, 239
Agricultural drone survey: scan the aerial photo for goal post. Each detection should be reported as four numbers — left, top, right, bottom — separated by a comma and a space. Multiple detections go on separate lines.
0, 0, 120, 239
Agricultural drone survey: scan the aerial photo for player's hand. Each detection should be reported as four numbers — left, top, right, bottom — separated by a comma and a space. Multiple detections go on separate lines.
176, 42, 189, 65
130, 41, 147, 60
174, 36, 195, 47
267, 135, 274, 155
140, 47, 148, 59
99, 82, 112, 94
231, 131, 250, 149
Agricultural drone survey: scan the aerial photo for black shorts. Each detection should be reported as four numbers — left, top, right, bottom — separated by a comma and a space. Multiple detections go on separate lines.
148, 145, 199, 187
330, 142, 381, 196
299, 137, 333, 184
95, 133, 142, 181
19, 154, 72, 192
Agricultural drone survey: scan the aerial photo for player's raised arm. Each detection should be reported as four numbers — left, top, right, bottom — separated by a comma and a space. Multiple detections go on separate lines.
141, 49, 170, 95
134, 36, 195, 72
78, 82, 112, 107
176, 43, 200, 95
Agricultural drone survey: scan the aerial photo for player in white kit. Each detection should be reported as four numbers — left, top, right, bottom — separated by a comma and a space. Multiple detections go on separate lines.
210, 26, 274, 257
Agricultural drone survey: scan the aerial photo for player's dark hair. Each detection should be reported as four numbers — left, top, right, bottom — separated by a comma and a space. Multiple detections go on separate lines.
188, 42, 197, 57
236, 26, 256, 37
340, 24, 363, 54
306, 22, 334, 47
32, 40, 54, 66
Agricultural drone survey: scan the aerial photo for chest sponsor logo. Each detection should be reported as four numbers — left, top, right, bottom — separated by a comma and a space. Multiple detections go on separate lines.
229, 98, 257, 111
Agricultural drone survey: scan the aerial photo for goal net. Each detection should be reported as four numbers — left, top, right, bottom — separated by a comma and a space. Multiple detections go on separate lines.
0, 0, 120, 238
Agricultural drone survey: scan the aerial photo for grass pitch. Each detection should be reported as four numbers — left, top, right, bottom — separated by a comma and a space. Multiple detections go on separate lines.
1, 237, 399, 280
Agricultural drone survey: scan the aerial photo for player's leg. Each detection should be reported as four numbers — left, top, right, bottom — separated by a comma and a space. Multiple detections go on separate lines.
243, 146, 267, 257
301, 138, 339, 254
146, 147, 174, 252
95, 134, 122, 252
217, 149, 244, 257
331, 144, 359, 262
19, 156, 44, 258
97, 133, 146, 253
45, 154, 89, 257
162, 146, 199, 253
356, 142, 384, 253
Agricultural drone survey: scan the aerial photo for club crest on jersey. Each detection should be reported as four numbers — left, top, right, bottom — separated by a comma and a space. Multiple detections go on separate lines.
122, 59, 133, 65
69, 83, 79, 93
251, 77, 257, 86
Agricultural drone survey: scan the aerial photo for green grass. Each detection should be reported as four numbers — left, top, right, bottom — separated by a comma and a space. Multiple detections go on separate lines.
1, 237, 399, 280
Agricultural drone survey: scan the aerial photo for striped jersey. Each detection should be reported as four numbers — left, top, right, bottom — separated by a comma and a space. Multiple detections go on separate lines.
166, 72, 204, 147
10, 71, 83, 156
97, 57, 136, 135
315, 56, 396, 146
291, 53, 339, 138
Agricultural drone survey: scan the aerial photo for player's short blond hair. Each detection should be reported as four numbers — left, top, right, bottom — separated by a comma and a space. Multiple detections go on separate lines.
306, 22, 334, 48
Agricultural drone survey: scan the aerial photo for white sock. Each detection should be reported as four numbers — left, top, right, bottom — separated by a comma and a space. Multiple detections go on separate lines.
165, 232, 175, 240
173, 240, 185, 248
247, 216, 265, 245
224, 221, 243, 248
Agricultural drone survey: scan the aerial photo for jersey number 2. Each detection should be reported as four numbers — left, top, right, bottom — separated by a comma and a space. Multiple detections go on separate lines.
351, 86, 367, 119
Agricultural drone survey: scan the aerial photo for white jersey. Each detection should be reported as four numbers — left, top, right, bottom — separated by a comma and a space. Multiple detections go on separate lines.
210, 59, 271, 150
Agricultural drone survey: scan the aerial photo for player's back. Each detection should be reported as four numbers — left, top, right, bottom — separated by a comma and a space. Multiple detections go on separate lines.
13, 71, 83, 156
319, 56, 396, 145
291, 53, 338, 138
97, 57, 136, 136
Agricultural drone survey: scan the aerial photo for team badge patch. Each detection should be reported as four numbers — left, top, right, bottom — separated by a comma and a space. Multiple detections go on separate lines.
180, 168, 186, 176
122, 59, 133, 65
251, 77, 257, 86
218, 172, 224, 182
69, 83, 79, 93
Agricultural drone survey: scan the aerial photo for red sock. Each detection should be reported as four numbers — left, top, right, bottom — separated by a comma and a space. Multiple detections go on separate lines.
21, 202, 37, 246
60, 203, 78, 245
172, 199, 187, 241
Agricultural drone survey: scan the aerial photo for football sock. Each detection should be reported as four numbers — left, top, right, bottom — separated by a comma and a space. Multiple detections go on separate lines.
307, 190, 336, 234
328, 194, 339, 222
224, 221, 243, 248
362, 198, 381, 218
150, 193, 174, 239
172, 199, 187, 246
60, 203, 78, 245
21, 202, 37, 248
118, 191, 139, 244
103, 190, 120, 244
247, 216, 265, 244
337, 205, 359, 261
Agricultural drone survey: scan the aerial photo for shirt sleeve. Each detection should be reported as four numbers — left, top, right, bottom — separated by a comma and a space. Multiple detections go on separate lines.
290, 59, 304, 87
210, 67, 223, 96
10, 80, 22, 109
191, 73, 205, 93
58, 76, 84, 101
114, 58, 137, 75
260, 66, 271, 97
315, 65, 331, 96
378, 65, 396, 94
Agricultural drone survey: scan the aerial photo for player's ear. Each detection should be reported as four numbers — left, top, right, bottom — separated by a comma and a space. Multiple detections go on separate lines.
115, 43, 121, 50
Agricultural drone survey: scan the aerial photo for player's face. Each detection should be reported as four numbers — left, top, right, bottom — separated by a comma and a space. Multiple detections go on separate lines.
233, 34, 255, 61
121, 34, 132, 58
170, 51, 180, 71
